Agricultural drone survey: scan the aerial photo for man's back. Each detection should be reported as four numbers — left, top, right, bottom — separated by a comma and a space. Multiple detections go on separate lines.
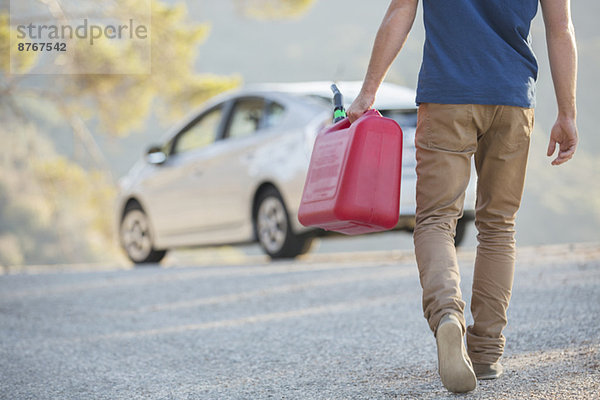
417, 0, 539, 108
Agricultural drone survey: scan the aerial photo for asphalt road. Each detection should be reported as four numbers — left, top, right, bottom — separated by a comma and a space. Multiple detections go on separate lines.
1, 243, 599, 399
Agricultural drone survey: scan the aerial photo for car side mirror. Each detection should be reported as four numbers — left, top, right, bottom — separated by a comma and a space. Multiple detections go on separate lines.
145, 145, 167, 165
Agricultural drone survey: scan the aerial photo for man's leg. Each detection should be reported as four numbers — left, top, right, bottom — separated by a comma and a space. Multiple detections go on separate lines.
466, 106, 534, 372
413, 103, 477, 393
414, 103, 476, 333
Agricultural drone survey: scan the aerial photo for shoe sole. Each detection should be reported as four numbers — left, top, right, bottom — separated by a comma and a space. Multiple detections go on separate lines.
476, 371, 503, 380
436, 320, 477, 393
476, 374, 500, 380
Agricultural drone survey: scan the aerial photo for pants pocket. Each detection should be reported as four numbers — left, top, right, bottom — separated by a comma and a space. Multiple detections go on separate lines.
420, 103, 477, 153
495, 106, 534, 151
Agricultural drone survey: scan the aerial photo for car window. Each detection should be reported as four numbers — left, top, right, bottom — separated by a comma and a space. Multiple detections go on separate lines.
225, 98, 265, 140
174, 106, 223, 154
264, 102, 285, 129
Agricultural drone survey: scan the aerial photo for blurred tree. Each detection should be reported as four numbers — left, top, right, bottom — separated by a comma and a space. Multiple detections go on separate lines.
0, 122, 119, 266
0, 0, 242, 266
0, 14, 38, 74
0, 0, 316, 266
1, 0, 241, 138
234, 0, 317, 20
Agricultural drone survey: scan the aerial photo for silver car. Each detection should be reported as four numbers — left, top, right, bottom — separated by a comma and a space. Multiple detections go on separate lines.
116, 81, 476, 263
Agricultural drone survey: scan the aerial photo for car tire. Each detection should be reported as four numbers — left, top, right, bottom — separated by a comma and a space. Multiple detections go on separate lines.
454, 217, 469, 247
120, 203, 167, 264
254, 187, 313, 259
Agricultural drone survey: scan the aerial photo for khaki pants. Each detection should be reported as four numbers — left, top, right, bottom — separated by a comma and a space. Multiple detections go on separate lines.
413, 103, 534, 365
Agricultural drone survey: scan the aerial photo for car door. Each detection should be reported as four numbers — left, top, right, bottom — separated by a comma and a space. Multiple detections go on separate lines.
202, 97, 286, 228
140, 104, 227, 237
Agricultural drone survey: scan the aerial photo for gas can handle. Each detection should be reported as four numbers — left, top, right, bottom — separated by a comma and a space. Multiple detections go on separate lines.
322, 108, 381, 134
362, 109, 381, 118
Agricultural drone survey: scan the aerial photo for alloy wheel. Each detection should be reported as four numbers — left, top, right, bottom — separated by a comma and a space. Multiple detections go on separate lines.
257, 196, 288, 254
121, 209, 153, 263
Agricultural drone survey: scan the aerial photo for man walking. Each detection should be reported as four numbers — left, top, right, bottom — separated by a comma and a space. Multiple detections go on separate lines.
347, 0, 578, 393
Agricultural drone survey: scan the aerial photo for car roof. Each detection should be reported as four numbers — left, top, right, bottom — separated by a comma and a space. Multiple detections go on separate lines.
159, 81, 416, 144
243, 81, 417, 110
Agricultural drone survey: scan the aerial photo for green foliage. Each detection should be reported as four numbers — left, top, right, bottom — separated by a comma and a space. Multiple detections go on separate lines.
0, 124, 120, 267
234, 0, 317, 20
57, 0, 240, 135
0, 13, 38, 73
0, 1, 241, 265
0, 1, 241, 136
0, 0, 317, 266
1, 0, 316, 135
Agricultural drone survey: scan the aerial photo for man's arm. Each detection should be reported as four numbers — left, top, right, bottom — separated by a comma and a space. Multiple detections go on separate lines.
347, 0, 419, 123
541, 0, 578, 166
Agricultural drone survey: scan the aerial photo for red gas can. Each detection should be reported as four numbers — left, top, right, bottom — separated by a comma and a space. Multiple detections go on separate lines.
298, 109, 403, 235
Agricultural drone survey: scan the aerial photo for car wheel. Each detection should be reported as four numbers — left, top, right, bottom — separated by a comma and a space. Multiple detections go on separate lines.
454, 217, 469, 247
255, 187, 313, 259
120, 203, 167, 264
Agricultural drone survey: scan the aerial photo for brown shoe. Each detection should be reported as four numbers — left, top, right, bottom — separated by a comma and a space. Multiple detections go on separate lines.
436, 314, 477, 393
473, 362, 504, 380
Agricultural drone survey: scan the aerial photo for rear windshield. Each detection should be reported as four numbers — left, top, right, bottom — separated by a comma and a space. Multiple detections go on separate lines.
380, 110, 418, 128
302, 95, 331, 107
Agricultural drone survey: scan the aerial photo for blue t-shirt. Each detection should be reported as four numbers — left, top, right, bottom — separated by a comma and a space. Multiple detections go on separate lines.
416, 0, 539, 108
